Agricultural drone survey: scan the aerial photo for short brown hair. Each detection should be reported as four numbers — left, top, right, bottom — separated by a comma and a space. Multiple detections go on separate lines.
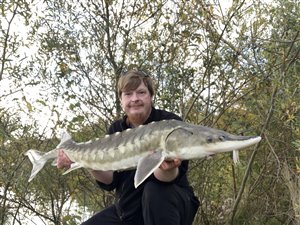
118, 70, 155, 98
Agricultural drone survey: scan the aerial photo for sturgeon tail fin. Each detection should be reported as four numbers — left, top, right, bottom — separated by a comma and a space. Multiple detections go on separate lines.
25, 131, 72, 182
24, 149, 57, 182
24, 150, 47, 182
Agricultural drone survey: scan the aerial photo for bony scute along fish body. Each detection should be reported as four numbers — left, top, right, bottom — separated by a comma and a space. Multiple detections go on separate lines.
24, 120, 262, 188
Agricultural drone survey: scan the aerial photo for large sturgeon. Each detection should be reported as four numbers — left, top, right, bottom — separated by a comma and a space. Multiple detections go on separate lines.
25, 119, 261, 188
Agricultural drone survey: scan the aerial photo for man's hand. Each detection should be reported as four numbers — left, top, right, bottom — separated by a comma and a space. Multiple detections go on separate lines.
57, 149, 73, 169
154, 159, 181, 182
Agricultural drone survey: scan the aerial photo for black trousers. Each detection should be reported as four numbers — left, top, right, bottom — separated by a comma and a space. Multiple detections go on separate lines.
81, 180, 199, 225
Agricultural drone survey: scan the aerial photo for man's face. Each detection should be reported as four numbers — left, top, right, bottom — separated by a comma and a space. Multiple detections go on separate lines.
120, 82, 152, 125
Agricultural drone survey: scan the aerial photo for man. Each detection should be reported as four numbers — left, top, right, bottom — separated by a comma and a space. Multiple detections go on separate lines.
57, 70, 199, 225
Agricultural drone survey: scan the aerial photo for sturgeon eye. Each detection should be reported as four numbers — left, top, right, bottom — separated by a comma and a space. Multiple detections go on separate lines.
207, 136, 213, 143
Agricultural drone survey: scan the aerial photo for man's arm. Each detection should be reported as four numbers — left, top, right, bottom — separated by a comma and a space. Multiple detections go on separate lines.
89, 170, 113, 184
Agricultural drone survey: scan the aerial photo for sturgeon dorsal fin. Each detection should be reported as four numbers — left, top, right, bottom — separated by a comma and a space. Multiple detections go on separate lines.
57, 130, 72, 149
134, 151, 165, 188
60, 130, 72, 142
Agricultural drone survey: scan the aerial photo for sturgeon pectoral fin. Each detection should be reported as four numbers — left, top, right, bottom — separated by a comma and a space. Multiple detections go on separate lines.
62, 162, 82, 175
134, 151, 165, 188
